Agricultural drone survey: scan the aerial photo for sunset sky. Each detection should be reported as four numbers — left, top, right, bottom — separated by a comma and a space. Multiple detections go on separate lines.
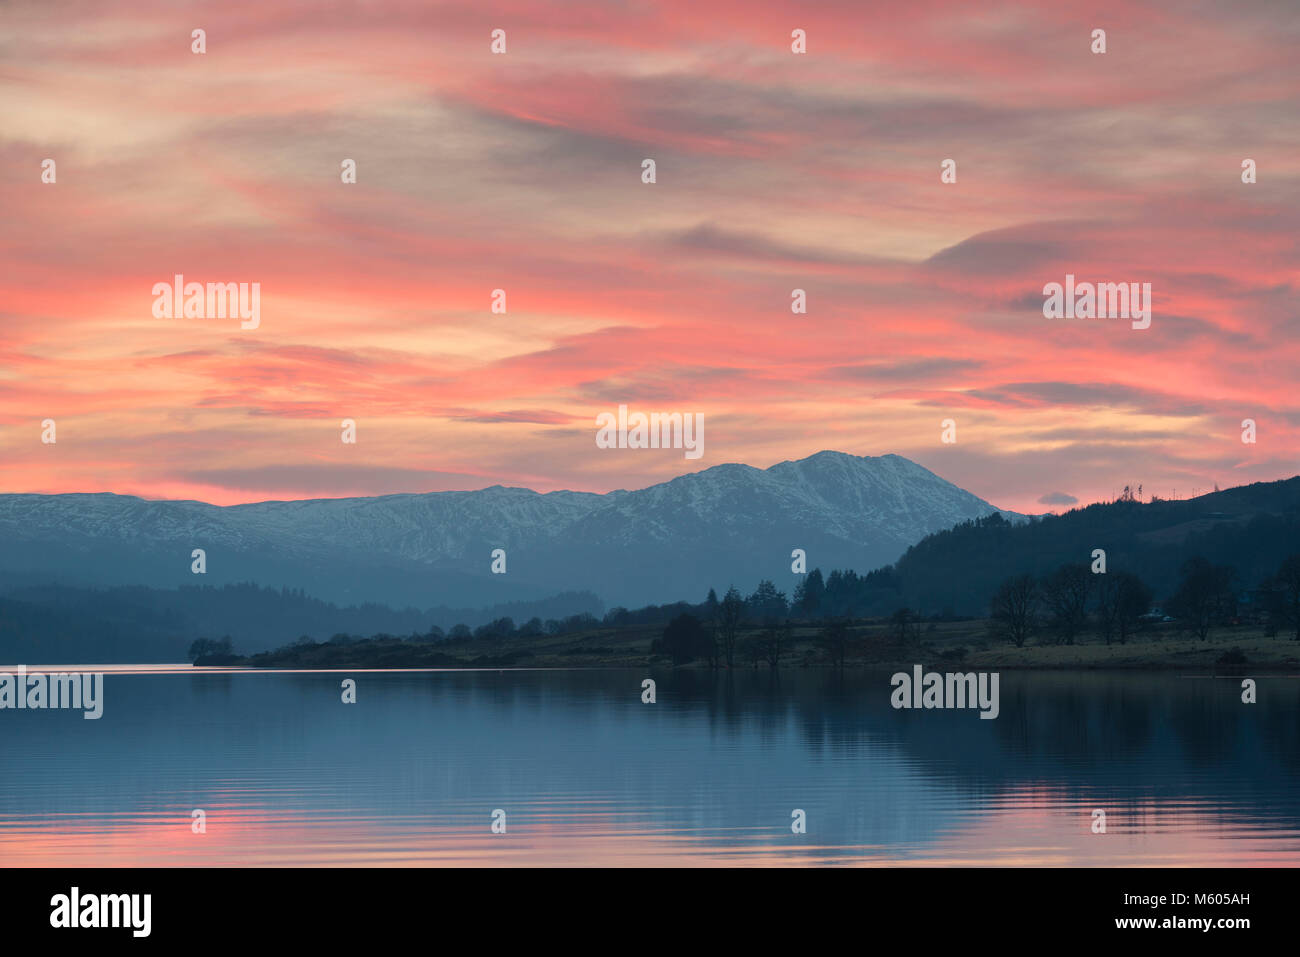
2, 0, 1297, 514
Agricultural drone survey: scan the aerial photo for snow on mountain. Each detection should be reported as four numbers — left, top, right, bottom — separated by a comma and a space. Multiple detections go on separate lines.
0, 452, 1016, 609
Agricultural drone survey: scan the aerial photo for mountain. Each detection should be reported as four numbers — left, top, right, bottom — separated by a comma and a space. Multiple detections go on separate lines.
0, 451, 1016, 610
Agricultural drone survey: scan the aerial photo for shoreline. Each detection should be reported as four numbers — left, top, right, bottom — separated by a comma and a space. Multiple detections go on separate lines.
193, 625, 1300, 673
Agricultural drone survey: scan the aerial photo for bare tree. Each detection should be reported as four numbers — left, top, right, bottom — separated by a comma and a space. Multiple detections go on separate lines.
739, 632, 765, 669
815, 618, 852, 669
1043, 563, 1091, 645
717, 585, 746, 669
757, 620, 792, 669
1266, 554, 1300, 640
1094, 570, 1152, 645
990, 574, 1037, 647
888, 607, 919, 645
1095, 574, 1120, 645
1115, 572, 1153, 645
1168, 557, 1235, 640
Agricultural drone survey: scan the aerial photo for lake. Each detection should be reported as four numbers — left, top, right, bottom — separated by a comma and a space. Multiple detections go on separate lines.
1, 665, 1297, 866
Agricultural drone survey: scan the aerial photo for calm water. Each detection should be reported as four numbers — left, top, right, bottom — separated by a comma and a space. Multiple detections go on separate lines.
1, 666, 1298, 866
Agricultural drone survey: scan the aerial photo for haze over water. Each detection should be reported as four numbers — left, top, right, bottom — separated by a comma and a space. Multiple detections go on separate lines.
1, 667, 1297, 866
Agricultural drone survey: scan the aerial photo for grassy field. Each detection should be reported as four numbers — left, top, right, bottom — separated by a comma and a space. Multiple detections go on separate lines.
218, 617, 1300, 671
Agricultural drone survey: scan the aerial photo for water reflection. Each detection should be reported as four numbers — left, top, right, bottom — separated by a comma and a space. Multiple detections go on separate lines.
0, 668, 1297, 865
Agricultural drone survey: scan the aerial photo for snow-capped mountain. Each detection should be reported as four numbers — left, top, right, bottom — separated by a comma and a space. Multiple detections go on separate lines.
0, 452, 1016, 609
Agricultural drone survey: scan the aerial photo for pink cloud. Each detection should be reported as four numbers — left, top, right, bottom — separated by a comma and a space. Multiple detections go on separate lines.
1, 0, 1297, 514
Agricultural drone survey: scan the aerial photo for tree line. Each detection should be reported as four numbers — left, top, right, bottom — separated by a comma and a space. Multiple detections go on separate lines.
989, 553, 1300, 647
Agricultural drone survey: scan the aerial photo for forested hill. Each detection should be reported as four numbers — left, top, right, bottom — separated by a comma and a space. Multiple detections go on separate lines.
0, 582, 603, 663
889, 477, 1300, 615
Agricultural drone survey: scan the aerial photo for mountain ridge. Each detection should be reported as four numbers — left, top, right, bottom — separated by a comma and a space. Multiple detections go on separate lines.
0, 451, 1018, 609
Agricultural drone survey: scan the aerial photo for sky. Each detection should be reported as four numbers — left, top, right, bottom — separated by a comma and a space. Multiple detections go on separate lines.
2, 0, 1298, 515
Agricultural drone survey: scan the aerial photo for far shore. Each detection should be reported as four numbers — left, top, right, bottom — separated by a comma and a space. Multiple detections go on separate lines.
195, 619, 1300, 673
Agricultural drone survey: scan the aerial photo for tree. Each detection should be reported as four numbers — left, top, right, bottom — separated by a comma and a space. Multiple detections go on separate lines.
559, 612, 599, 633
188, 635, 233, 661
699, 588, 721, 668
1043, 563, 1090, 645
1167, 557, 1236, 640
746, 580, 788, 621
815, 618, 852, 669
1095, 571, 1151, 646
754, 620, 793, 669
474, 616, 515, 640
990, 574, 1037, 647
794, 569, 825, 618
739, 632, 765, 669
1095, 574, 1121, 646
888, 607, 918, 645
1115, 572, 1152, 645
1265, 554, 1300, 640
659, 613, 712, 665
717, 586, 746, 668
